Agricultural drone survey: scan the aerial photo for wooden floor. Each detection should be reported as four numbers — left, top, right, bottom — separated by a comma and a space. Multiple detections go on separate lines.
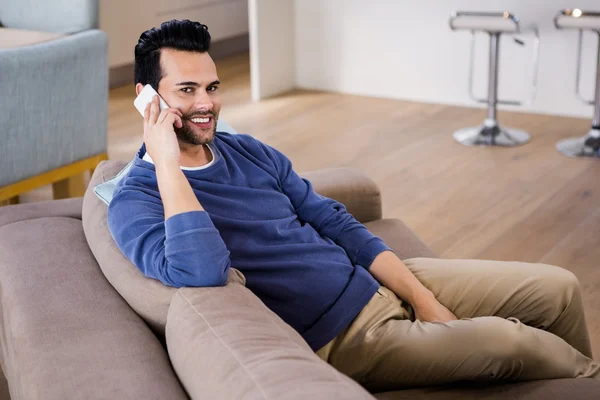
23, 52, 600, 354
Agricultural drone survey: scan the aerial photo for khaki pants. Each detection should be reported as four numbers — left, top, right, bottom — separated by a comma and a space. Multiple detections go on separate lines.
316, 258, 600, 392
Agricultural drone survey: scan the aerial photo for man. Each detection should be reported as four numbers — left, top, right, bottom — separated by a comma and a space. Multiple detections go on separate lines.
108, 19, 599, 391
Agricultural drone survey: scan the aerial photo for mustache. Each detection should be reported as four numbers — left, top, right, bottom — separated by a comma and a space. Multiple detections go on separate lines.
183, 111, 214, 119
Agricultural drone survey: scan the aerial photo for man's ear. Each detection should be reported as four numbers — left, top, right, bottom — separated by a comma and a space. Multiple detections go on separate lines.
135, 83, 144, 96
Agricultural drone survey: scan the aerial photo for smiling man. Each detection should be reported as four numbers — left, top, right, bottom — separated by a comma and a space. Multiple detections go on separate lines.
107, 19, 599, 391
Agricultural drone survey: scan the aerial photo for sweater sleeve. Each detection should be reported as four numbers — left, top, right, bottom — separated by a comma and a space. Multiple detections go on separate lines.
262, 143, 391, 269
107, 184, 230, 288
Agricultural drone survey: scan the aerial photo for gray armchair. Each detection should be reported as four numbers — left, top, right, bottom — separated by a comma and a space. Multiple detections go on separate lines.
0, 0, 108, 205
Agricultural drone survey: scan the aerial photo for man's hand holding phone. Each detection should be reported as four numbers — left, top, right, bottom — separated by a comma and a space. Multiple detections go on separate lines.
143, 94, 183, 167
142, 94, 204, 218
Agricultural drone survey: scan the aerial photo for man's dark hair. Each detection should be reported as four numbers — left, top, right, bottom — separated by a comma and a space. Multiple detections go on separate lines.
134, 19, 211, 89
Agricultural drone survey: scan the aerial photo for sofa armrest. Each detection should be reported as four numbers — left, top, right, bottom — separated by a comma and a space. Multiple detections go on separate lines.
0, 197, 83, 228
301, 168, 382, 223
167, 283, 374, 400
0, 217, 187, 399
364, 219, 437, 259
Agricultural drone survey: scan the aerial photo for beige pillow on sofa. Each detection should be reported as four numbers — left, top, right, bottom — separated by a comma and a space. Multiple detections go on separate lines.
82, 159, 245, 336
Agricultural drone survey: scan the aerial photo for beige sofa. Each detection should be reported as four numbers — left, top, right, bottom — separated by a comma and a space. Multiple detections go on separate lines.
0, 160, 598, 399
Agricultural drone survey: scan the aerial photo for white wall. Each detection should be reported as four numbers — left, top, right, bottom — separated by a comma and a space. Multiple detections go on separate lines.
100, 0, 249, 68
248, 0, 296, 101
294, 0, 599, 119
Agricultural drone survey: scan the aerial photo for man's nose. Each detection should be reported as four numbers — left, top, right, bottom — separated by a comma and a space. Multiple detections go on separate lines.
194, 90, 214, 113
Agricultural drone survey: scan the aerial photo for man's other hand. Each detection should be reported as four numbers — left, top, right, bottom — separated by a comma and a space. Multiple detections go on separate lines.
412, 290, 458, 323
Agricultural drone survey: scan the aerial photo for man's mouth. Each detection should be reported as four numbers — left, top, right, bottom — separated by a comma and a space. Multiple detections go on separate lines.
188, 116, 213, 129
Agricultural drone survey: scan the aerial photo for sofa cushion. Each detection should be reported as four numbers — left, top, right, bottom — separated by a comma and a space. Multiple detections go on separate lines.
83, 160, 245, 336
0, 217, 188, 399
167, 285, 375, 400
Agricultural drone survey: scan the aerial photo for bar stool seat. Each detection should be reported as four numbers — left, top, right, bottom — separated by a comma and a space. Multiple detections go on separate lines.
556, 11, 600, 30
450, 12, 520, 33
449, 11, 540, 147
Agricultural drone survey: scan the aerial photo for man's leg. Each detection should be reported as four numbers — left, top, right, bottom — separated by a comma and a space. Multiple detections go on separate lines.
317, 258, 599, 391
404, 257, 592, 357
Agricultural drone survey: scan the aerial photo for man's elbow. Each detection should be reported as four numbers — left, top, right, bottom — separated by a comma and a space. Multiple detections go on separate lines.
163, 257, 230, 288
184, 266, 229, 288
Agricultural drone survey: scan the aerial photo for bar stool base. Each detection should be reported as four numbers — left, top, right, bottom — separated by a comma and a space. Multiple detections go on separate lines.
556, 128, 600, 158
453, 123, 531, 147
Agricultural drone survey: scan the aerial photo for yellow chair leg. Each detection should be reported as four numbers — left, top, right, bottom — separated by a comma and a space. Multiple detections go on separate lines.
0, 196, 20, 206
52, 174, 86, 200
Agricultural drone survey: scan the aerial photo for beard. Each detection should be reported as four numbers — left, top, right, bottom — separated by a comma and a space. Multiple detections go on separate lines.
174, 111, 218, 146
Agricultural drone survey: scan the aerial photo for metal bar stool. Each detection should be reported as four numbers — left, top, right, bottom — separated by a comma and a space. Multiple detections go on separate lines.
555, 9, 600, 158
449, 12, 540, 147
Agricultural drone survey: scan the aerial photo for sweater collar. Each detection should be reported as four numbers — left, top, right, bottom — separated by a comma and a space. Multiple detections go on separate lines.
134, 136, 224, 175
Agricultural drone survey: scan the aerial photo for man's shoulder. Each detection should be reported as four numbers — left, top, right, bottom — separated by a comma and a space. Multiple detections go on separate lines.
215, 131, 272, 158
214, 131, 287, 177
215, 131, 264, 147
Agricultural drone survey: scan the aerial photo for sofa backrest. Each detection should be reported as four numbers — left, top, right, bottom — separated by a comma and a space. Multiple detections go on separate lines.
83, 156, 245, 337
0, 0, 98, 33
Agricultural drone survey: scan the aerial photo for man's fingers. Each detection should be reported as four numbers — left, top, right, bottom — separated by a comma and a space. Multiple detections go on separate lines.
144, 102, 151, 121
158, 108, 183, 125
148, 95, 159, 123
164, 112, 183, 129
164, 112, 183, 128
143, 103, 151, 134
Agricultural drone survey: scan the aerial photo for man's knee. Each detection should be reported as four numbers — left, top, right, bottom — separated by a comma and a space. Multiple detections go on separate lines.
536, 263, 580, 289
536, 264, 582, 305
475, 317, 526, 365
556, 268, 581, 294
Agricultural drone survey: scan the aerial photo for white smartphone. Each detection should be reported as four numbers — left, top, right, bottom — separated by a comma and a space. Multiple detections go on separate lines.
133, 84, 170, 117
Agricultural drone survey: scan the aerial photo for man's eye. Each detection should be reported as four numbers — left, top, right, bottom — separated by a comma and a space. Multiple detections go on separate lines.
207, 86, 218, 92
181, 87, 193, 93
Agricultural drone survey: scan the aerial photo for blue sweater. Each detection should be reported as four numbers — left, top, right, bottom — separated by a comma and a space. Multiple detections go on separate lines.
107, 132, 391, 351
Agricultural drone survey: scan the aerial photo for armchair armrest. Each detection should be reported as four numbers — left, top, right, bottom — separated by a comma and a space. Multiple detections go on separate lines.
300, 168, 382, 223
166, 283, 374, 400
0, 197, 83, 228
0, 30, 108, 188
